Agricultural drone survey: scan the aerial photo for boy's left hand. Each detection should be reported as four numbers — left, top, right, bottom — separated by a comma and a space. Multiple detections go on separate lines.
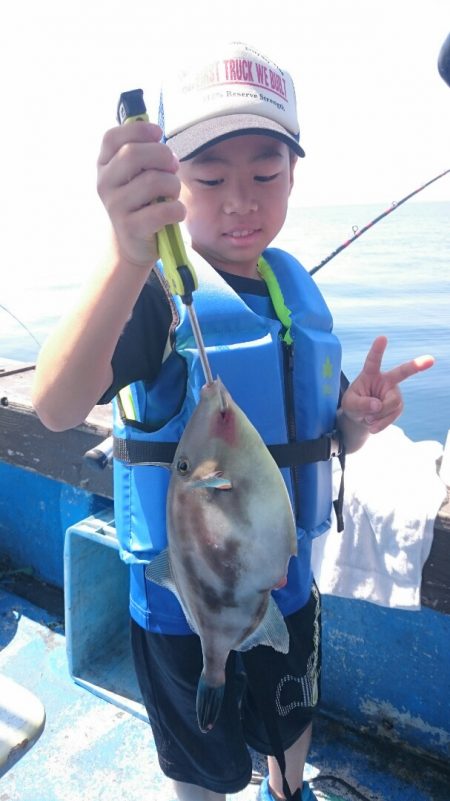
341, 335, 434, 435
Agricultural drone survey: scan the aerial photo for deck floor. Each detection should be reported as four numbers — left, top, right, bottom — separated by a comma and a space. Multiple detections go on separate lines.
0, 585, 449, 801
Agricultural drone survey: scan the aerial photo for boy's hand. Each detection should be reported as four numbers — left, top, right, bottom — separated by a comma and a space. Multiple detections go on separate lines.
340, 335, 434, 435
97, 122, 185, 268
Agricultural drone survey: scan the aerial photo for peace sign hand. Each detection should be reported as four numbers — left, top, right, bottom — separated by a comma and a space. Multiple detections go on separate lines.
340, 335, 434, 437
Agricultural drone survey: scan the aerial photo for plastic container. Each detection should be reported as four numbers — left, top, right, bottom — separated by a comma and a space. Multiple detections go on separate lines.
64, 508, 147, 720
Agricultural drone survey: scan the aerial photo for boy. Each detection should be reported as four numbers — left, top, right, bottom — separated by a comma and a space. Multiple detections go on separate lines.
33, 42, 433, 801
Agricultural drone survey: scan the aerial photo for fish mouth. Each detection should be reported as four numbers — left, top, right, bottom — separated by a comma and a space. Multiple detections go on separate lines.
202, 378, 229, 414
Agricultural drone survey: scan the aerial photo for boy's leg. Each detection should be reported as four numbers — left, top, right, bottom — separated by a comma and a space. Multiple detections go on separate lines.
173, 781, 225, 800
130, 620, 252, 796
242, 586, 321, 800
266, 722, 312, 799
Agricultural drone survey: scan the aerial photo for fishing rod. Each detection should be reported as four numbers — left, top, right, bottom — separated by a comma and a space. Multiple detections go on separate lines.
309, 167, 450, 276
0, 303, 41, 349
117, 89, 216, 389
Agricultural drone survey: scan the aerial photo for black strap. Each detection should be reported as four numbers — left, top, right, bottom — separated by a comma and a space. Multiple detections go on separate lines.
333, 448, 346, 533
113, 432, 342, 469
114, 439, 178, 466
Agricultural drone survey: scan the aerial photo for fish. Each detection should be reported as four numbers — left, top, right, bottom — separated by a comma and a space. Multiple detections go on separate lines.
145, 377, 297, 733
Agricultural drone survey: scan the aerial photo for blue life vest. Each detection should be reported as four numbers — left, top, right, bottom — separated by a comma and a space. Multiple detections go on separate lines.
113, 247, 342, 633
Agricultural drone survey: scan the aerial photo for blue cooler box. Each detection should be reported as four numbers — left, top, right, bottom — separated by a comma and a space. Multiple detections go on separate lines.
64, 508, 147, 721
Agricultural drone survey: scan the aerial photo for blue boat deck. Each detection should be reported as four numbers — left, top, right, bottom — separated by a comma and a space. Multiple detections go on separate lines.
1, 583, 449, 801
1, 360, 449, 800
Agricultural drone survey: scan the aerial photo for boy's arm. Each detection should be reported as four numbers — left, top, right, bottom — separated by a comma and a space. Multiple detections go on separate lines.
337, 335, 434, 454
32, 122, 183, 432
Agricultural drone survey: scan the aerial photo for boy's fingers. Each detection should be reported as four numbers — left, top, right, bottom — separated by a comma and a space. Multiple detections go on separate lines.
98, 122, 163, 166
365, 409, 401, 434
126, 199, 186, 242
107, 170, 181, 217
342, 392, 382, 421
385, 354, 435, 386
361, 335, 388, 375
362, 336, 434, 386
99, 142, 178, 195
112, 143, 177, 187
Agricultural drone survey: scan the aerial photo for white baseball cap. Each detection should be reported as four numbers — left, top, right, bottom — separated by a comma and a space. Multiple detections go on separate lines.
160, 42, 305, 160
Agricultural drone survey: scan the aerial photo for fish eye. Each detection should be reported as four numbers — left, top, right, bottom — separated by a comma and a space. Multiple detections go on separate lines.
176, 458, 190, 475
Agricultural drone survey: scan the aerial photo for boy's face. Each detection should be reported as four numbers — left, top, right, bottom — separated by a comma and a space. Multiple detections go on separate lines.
178, 134, 296, 278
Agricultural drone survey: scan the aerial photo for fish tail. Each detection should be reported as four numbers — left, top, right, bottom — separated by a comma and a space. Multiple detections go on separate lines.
196, 673, 225, 733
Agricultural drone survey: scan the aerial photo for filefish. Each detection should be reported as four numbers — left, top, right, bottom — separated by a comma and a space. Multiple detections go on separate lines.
145, 378, 297, 733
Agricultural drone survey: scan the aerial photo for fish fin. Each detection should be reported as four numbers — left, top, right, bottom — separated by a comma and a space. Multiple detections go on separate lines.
144, 550, 177, 595
191, 473, 232, 490
196, 672, 225, 733
238, 597, 290, 654
145, 551, 199, 635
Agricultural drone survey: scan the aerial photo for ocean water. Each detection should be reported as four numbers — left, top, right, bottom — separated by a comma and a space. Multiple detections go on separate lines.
1, 200, 449, 444
280, 200, 450, 445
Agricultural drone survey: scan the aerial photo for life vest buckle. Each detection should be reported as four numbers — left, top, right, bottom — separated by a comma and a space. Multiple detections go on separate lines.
327, 430, 343, 459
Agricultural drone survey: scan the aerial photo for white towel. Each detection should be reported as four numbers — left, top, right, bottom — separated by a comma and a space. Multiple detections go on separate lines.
311, 425, 447, 610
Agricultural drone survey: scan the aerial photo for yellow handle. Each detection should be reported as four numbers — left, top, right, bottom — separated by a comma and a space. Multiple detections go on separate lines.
156, 221, 198, 296
118, 90, 198, 297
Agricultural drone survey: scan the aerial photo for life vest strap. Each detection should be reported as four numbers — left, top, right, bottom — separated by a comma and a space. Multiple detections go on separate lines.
113, 431, 342, 468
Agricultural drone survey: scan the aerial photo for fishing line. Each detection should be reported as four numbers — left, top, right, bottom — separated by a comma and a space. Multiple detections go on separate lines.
311, 774, 372, 800
309, 168, 450, 276
0, 303, 41, 349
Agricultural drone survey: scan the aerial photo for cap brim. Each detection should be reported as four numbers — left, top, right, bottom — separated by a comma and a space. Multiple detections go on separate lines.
166, 113, 305, 160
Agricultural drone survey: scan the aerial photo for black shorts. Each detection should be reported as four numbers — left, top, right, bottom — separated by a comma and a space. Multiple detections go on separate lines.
130, 584, 321, 795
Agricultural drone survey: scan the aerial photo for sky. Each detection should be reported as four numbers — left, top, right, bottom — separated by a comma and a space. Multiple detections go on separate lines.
0, 0, 449, 292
